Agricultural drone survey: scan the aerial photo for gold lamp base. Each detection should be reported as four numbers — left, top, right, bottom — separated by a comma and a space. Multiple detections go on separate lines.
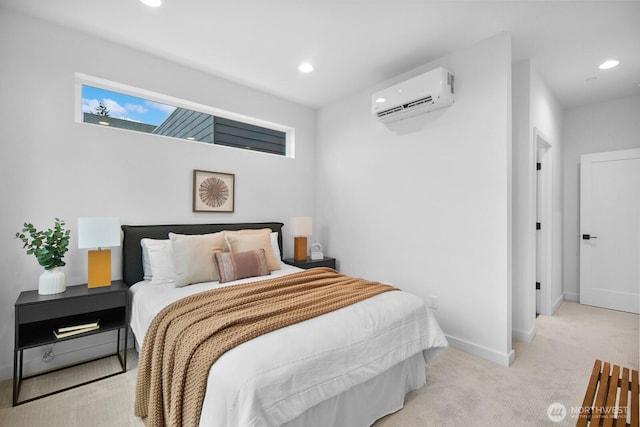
87, 249, 112, 288
293, 236, 308, 261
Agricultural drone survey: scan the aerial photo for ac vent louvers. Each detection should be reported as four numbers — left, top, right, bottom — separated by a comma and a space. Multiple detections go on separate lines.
404, 96, 433, 109
376, 96, 435, 119
376, 106, 403, 118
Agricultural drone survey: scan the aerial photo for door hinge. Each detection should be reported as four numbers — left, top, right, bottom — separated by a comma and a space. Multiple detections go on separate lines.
536, 162, 541, 171
536, 282, 541, 290
536, 222, 541, 230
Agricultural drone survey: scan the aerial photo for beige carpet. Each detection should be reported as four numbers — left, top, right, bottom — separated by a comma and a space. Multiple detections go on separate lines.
0, 301, 637, 427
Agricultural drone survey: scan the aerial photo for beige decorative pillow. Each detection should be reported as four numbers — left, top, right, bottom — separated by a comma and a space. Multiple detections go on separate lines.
225, 230, 281, 271
225, 229, 281, 260
169, 232, 226, 287
213, 249, 270, 283
224, 228, 273, 239
224, 228, 272, 252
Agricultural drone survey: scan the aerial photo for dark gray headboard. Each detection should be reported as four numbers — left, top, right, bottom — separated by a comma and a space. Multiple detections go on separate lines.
121, 222, 284, 286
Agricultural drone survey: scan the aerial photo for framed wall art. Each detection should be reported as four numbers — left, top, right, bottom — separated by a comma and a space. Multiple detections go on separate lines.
193, 170, 235, 212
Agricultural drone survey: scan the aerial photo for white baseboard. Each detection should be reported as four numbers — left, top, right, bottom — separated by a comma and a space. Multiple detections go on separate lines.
512, 324, 537, 343
552, 294, 565, 313
563, 292, 578, 302
446, 335, 515, 367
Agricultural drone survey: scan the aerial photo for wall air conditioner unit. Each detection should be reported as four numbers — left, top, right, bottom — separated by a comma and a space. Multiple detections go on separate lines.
372, 67, 454, 123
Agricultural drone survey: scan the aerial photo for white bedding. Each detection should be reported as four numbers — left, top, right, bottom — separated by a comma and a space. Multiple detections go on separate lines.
130, 264, 448, 427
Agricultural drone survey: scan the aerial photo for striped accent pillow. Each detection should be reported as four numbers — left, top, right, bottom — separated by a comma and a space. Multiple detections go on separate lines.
213, 249, 270, 283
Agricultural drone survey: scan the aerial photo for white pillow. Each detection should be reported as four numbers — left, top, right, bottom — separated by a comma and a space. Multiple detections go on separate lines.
140, 238, 175, 284
270, 232, 282, 265
141, 240, 154, 280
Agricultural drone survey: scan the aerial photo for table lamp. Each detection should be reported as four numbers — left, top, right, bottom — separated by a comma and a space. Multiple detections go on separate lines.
78, 217, 120, 288
290, 217, 313, 261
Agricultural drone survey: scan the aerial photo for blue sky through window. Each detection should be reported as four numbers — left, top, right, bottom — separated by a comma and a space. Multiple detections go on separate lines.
82, 85, 176, 126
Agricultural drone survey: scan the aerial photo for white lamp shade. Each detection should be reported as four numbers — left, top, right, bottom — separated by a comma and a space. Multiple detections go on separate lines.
290, 217, 313, 236
78, 217, 121, 248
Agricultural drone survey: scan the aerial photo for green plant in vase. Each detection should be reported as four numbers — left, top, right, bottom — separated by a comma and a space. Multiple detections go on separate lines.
16, 218, 71, 295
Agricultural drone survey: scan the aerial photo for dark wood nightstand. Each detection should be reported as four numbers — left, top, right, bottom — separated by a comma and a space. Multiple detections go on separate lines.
283, 257, 337, 270
13, 281, 129, 406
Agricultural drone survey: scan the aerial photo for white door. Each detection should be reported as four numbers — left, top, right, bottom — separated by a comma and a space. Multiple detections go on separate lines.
580, 149, 640, 314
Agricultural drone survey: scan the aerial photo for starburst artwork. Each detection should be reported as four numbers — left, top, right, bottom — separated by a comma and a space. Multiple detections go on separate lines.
193, 170, 235, 212
199, 177, 229, 207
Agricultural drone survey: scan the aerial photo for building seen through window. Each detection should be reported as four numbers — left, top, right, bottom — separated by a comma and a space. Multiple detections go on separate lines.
81, 85, 287, 156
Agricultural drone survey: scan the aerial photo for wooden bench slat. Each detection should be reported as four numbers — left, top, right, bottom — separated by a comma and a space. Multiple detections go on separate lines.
593, 362, 612, 425
603, 364, 620, 427
617, 367, 630, 427
631, 369, 639, 427
578, 359, 603, 427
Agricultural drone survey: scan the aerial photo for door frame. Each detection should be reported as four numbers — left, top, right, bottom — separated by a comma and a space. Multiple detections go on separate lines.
534, 128, 553, 316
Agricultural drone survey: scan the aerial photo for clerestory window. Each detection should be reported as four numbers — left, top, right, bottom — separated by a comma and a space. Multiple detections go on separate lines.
77, 74, 292, 157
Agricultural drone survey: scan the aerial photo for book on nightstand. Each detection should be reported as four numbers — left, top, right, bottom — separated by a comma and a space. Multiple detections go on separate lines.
53, 320, 100, 338
57, 319, 100, 333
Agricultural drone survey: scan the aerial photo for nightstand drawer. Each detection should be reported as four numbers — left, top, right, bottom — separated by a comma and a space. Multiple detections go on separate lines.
17, 292, 126, 324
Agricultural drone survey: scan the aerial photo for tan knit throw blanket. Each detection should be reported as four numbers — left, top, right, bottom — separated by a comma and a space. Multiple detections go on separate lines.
134, 267, 397, 427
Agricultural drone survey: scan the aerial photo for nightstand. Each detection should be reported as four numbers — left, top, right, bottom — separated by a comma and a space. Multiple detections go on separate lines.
13, 281, 129, 406
284, 257, 337, 270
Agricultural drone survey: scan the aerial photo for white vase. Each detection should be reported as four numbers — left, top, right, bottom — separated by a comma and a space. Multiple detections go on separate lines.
38, 267, 66, 295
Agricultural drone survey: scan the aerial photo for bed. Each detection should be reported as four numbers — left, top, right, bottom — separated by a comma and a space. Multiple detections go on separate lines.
122, 222, 447, 427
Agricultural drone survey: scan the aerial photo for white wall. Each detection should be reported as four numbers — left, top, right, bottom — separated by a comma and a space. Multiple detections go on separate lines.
0, 9, 316, 381
511, 61, 535, 341
511, 60, 564, 342
563, 94, 640, 301
316, 34, 514, 366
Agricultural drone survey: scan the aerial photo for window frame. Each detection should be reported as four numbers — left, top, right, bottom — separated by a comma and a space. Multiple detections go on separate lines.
74, 73, 295, 158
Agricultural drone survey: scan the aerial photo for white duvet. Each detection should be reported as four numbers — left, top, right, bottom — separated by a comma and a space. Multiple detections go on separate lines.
130, 264, 448, 427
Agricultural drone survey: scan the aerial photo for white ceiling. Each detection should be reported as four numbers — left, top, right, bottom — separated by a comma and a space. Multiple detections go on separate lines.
2, 0, 639, 109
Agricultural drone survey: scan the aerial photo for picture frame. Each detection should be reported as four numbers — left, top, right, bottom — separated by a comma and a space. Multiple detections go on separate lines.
193, 170, 235, 212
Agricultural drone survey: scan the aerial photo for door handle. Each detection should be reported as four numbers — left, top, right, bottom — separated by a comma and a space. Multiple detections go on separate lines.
582, 234, 598, 240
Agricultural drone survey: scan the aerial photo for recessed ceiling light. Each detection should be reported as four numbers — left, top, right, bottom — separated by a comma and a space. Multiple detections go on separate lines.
298, 62, 314, 73
140, 0, 162, 7
599, 60, 620, 70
